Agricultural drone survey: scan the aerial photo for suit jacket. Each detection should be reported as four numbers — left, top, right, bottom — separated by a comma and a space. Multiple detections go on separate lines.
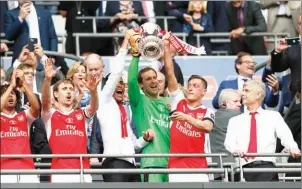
4, 6, 58, 63
262, 67, 293, 113
260, 0, 300, 35
227, 1, 267, 55
160, 59, 184, 87
212, 78, 279, 109
270, 44, 301, 95
210, 109, 241, 178
166, 1, 189, 32
99, 1, 145, 30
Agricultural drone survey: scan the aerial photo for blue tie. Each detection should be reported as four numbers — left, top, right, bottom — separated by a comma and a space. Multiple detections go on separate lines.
98, 1, 103, 16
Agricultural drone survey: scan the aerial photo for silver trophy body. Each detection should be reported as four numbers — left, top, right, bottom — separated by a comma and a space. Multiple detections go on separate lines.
138, 22, 164, 61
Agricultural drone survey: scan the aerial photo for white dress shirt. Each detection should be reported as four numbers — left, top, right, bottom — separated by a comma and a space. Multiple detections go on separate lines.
96, 48, 149, 164
224, 107, 298, 167
237, 75, 251, 91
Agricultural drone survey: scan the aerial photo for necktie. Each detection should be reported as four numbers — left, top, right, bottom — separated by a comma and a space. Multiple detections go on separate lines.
118, 103, 128, 138
237, 7, 244, 27
247, 112, 258, 159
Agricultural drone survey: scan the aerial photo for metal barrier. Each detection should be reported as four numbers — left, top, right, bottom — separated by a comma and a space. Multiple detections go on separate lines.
1, 153, 300, 183
72, 32, 289, 56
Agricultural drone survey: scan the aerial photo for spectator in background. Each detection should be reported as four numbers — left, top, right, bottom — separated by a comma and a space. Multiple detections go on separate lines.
7, 45, 64, 93
260, 0, 300, 50
99, 1, 145, 54
66, 62, 91, 108
212, 52, 279, 110
166, 1, 189, 32
207, 1, 229, 53
1, 66, 7, 85
227, 1, 267, 55
0, 43, 9, 53
58, 1, 99, 56
157, 71, 166, 97
270, 15, 301, 96
183, 0, 214, 54
210, 89, 241, 180
261, 58, 292, 115
224, 80, 300, 182
276, 80, 301, 180
1, 70, 40, 183
4, 0, 58, 64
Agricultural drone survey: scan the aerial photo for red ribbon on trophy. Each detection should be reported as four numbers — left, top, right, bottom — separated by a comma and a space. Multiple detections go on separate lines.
160, 30, 206, 55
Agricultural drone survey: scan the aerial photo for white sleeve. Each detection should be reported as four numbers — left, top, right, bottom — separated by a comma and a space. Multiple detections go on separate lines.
167, 88, 185, 111
40, 55, 48, 66
24, 109, 38, 127
204, 108, 215, 124
275, 113, 299, 150
101, 48, 127, 104
13, 59, 21, 69
224, 117, 239, 154
129, 125, 149, 153
42, 108, 55, 140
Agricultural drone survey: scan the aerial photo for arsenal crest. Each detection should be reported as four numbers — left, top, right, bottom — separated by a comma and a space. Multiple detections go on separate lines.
17, 115, 24, 121
197, 113, 204, 120
76, 113, 83, 120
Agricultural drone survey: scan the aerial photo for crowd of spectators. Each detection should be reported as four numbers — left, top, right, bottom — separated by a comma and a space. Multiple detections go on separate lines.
0, 0, 301, 184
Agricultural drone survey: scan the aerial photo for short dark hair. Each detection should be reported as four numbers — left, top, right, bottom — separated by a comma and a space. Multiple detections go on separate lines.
234, 52, 252, 74
0, 84, 21, 109
52, 79, 74, 102
188, 75, 208, 89
138, 67, 157, 84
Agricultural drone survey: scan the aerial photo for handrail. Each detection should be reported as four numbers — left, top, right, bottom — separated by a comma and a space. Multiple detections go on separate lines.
73, 32, 289, 56
43, 50, 84, 61
0, 153, 228, 158
0, 168, 225, 175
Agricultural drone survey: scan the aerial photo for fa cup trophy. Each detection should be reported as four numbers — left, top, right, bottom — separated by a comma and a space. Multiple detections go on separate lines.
138, 22, 164, 61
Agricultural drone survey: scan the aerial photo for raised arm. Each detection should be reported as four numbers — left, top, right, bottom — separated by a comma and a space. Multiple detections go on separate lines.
128, 31, 142, 107
85, 75, 102, 119
163, 33, 178, 93
22, 78, 40, 118
41, 59, 57, 115
1, 70, 17, 111
100, 31, 130, 104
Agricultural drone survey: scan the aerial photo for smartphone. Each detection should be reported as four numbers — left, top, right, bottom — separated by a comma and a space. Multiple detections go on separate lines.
28, 38, 38, 52
286, 37, 300, 45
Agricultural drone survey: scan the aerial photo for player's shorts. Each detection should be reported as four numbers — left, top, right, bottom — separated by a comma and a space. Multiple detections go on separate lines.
169, 174, 209, 182
1, 175, 40, 183
51, 174, 92, 183
141, 173, 168, 182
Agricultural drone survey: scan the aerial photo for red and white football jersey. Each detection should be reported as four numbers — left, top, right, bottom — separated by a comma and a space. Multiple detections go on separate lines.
168, 90, 215, 168
1, 110, 36, 169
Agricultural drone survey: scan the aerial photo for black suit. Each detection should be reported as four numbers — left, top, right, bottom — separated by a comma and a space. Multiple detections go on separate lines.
271, 44, 301, 95
227, 1, 267, 55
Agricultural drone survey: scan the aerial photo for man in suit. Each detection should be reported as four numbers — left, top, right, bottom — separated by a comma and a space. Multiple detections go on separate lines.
4, 0, 57, 64
210, 89, 241, 180
270, 15, 301, 96
212, 52, 279, 109
227, 1, 267, 55
207, 1, 229, 52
